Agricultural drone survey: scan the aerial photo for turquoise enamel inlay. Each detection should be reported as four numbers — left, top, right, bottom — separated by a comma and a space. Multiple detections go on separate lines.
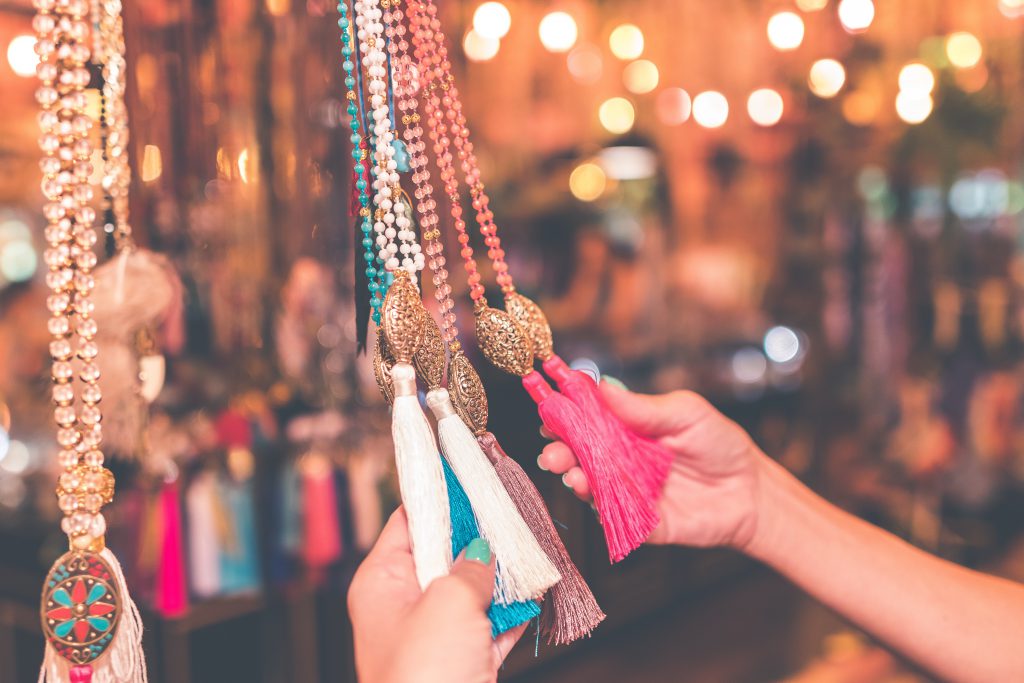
52, 588, 72, 607
87, 617, 110, 631
87, 583, 106, 604
54, 620, 75, 638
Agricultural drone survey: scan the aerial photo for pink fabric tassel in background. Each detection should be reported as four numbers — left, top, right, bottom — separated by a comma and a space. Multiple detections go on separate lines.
154, 480, 188, 617
301, 456, 343, 577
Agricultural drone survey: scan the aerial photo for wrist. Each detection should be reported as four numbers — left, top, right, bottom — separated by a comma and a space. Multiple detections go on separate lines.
738, 451, 805, 563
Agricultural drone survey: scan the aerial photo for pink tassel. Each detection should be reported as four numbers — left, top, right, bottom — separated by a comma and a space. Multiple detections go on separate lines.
479, 432, 605, 644
522, 372, 658, 562
301, 458, 343, 578
543, 356, 673, 502
69, 665, 92, 683
155, 480, 188, 617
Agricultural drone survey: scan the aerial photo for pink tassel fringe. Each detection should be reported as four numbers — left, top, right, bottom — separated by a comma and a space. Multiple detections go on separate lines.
478, 432, 605, 644
522, 372, 658, 562
154, 481, 188, 617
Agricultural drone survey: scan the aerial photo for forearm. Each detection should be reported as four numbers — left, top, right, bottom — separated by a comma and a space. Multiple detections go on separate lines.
746, 455, 1024, 683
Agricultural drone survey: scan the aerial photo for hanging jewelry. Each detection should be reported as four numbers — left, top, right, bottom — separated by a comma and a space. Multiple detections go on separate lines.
35, 0, 147, 679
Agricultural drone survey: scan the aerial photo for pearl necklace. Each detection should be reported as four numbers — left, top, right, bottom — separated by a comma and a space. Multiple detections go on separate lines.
355, 0, 423, 280
36, 0, 113, 550
95, 0, 133, 250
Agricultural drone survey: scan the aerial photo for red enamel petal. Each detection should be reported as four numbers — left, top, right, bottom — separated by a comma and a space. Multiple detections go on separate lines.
47, 607, 73, 620
71, 579, 86, 605
73, 619, 90, 643
88, 602, 115, 616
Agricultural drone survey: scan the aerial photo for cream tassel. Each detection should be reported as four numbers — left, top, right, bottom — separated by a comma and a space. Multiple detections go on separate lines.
391, 363, 453, 589
39, 549, 147, 683
426, 388, 560, 604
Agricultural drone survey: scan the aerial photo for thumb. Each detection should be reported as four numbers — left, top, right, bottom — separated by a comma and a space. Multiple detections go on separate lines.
600, 382, 714, 438
423, 538, 495, 613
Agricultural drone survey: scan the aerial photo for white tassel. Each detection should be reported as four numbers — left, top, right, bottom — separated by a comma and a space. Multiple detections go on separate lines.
391, 363, 453, 590
38, 550, 147, 683
426, 388, 561, 604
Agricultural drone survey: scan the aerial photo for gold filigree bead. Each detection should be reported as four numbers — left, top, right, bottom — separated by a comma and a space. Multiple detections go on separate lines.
448, 351, 489, 435
474, 303, 535, 377
504, 292, 554, 362
381, 270, 426, 363
413, 312, 446, 390
373, 333, 396, 405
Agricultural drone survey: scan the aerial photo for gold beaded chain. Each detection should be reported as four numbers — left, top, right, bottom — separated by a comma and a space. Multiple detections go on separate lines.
36, 0, 114, 552
95, 0, 133, 250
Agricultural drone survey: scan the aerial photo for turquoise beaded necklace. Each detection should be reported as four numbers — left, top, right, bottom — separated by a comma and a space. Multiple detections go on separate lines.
338, 0, 385, 324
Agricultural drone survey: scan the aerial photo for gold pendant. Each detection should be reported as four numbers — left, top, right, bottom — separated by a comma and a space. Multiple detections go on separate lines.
448, 351, 489, 435
474, 302, 534, 377
40, 550, 122, 665
504, 292, 554, 362
413, 311, 446, 390
373, 333, 396, 405
381, 270, 426, 363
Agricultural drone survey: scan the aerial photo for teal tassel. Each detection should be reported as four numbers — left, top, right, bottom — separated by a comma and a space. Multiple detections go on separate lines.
442, 459, 540, 637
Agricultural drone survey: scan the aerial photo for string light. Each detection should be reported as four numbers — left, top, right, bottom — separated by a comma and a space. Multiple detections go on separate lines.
808, 59, 846, 98
473, 2, 511, 40
567, 44, 603, 84
623, 59, 659, 94
598, 97, 635, 134
656, 88, 692, 125
609, 24, 644, 60
838, 0, 874, 33
747, 89, 784, 127
539, 11, 577, 52
6, 35, 38, 78
945, 32, 983, 69
692, 91, 729, 129
895, 91, 933, 124
569, 163, 607, 201
898, 62, 935, 95
767, 12, 805, 51
464, 29, 500, 62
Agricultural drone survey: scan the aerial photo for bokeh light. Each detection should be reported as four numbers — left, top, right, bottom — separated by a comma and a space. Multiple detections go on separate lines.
569, 162, 607, 201
898, 62, 935, 95
767, 12, 805, 51
598, 97, 636, 134
955, 63, 989, 93
464, 29, 500, 62
747, 88, 784, 127
808, 59, 846, 98
764, 326, 803, 364
473, 2, 511, 40
945, 32, 982, 69
656, 88, 692, 126
539, 11, 578, 52
623, 59, 659, 94
842, 89, 882, 126
692, 91, 729, 129
895, 91, 933, 124
838, 0, 874, 33
7, 35, 38, 78
141, 145, 163, 182
567, 44, 603, 84
796, 0, 829, 10
0, 241, 37, 283
609, 24, 644, 60
998, 0, 1024, 19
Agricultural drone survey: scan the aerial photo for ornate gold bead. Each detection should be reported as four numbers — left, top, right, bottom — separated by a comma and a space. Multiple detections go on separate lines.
373, 333, 395, 405
474, 303, 534, 377
504, 292, 554, 362
448, 351, 489, 435
381, 270, 426, 363
413, 312, 446, 390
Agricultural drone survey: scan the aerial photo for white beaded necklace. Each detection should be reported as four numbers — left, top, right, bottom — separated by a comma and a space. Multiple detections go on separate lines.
355, 0, 423, 280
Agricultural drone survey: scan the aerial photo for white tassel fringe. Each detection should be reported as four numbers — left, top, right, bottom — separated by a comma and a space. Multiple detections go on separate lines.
426, 388, 561, 604
391, 363, 453, 590
39, 549, 147, 683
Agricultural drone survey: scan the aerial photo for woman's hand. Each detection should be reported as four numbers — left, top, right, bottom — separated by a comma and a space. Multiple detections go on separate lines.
348, 508, 526, 683
538, 382, 766, 550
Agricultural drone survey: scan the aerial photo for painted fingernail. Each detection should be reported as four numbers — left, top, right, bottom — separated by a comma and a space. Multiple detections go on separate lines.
562, 473, 573, 489
537, 455, 548, 471
602, 375, 628, 390
465, 537, 491, 564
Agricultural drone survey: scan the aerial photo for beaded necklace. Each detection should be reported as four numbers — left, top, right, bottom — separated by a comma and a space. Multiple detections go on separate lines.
35, 0, 146, 679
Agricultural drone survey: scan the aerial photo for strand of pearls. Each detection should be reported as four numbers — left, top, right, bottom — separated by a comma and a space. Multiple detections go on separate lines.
97, 0, 133, 249
355, 0, 424, 280
35, 0, 112, 551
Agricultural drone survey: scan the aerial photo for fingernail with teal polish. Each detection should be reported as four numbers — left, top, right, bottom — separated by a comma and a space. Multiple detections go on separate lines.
537, 455, 548, 471
465, 537, 491, 564
602, 375, 628, 390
